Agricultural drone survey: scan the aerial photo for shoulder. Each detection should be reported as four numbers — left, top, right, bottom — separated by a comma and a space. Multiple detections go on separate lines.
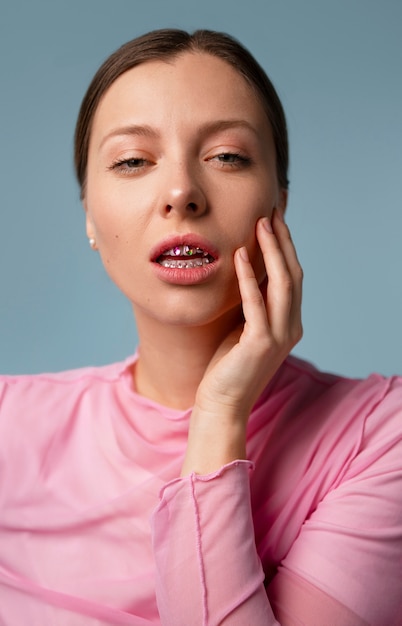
249, 355, 402, 484
0, 355, 136, 386
0, 355, 137, 420
275, 354, 402, 417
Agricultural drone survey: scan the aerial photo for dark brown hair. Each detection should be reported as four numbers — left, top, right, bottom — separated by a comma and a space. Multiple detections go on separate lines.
74, 28, 289, 198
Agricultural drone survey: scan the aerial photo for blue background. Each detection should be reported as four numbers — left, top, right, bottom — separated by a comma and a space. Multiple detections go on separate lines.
1, 0, 401, 377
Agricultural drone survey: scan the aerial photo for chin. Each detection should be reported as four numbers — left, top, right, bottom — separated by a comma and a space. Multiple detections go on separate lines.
134, 292, 243, 330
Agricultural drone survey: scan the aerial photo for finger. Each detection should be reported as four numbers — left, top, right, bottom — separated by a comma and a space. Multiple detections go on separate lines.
271, 210, 303, 338
256, 216, 294, 336
234, 246, 270, 339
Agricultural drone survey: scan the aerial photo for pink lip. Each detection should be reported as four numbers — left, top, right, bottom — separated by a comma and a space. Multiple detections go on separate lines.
150, 233, 220, 286
150, 233, 220, 262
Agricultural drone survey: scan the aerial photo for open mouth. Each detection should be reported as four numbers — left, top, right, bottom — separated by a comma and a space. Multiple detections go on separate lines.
156, 244, 215, 269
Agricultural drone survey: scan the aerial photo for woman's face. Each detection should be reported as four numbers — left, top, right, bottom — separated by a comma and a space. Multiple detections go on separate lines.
85, 52, 286, 329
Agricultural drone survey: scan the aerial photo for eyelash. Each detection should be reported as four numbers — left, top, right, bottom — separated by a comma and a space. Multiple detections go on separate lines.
210, 152, 252, 168
109, 158, 149, 174
108, 152, 252, 175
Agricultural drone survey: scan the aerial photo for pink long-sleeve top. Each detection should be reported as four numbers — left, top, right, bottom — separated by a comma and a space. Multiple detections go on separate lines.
0, 354, 401, 625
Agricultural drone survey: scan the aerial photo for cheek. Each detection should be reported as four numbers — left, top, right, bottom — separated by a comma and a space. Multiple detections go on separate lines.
87, 187, 142, 251
240, 190, 274, 282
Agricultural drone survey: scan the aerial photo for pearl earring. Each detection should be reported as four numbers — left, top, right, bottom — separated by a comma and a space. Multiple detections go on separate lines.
89, 238, 97, 249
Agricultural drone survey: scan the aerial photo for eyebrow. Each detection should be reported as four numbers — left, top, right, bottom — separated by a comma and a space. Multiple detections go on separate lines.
100, 124, 158, 149
99, 119, 259, 149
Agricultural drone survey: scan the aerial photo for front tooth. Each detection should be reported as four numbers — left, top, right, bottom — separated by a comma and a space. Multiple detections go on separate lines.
161, 247, 180, 256
184, 246, 206, 256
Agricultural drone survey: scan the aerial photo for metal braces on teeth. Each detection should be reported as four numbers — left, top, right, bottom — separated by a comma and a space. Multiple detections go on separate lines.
160, 257, 210, 268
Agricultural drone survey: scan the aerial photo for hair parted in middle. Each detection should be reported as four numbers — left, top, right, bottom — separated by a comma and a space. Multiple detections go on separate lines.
74, 28, 289, 198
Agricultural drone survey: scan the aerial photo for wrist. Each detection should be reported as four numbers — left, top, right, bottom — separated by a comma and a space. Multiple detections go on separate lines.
181, 406, 248, 476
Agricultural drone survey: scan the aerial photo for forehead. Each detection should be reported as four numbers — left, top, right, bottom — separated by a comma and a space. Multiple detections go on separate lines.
90, 52, 272, 141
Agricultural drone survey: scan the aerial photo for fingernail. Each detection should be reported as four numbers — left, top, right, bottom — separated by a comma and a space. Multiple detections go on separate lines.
261, 217, 273, 233
238, 246, 249, 262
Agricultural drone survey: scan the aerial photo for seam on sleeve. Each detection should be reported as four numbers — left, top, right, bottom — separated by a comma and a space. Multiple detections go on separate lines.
194, 459, 254, 482
157, 459, 254, 501
190, 472, 208, 626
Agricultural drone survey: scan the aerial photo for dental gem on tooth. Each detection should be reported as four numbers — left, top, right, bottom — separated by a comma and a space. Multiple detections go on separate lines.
161, 245, 208, 257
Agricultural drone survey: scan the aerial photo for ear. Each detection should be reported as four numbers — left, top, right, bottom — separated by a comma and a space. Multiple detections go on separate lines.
83, 199, 96, 241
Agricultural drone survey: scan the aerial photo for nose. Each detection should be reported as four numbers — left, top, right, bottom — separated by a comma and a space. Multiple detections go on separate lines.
161, 162, 207, 218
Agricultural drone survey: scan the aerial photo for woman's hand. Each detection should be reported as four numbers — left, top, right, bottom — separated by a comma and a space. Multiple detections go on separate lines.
181, 210, 303, 475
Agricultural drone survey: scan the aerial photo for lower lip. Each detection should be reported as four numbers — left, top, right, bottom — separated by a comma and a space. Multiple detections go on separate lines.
151, 259, 219, 285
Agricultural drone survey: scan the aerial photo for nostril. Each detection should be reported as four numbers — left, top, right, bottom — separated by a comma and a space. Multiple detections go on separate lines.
164, 202, 201, 215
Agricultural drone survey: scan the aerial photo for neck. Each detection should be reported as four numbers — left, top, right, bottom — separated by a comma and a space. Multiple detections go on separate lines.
133, 307, 242, 410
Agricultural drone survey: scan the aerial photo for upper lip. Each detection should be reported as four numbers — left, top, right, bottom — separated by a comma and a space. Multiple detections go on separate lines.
150, 233, 219, 262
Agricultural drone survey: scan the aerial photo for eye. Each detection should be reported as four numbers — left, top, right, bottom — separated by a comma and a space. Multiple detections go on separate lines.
109, 157, 150, 174
210, 152, 252, 168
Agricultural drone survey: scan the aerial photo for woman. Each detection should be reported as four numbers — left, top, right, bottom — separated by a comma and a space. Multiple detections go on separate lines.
0, 29, 401, 626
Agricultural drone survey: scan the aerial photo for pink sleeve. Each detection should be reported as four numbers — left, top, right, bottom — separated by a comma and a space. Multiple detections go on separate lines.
151, 460, 280, 625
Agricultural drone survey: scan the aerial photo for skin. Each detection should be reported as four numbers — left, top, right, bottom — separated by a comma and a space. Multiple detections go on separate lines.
84, 52, 303, 475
